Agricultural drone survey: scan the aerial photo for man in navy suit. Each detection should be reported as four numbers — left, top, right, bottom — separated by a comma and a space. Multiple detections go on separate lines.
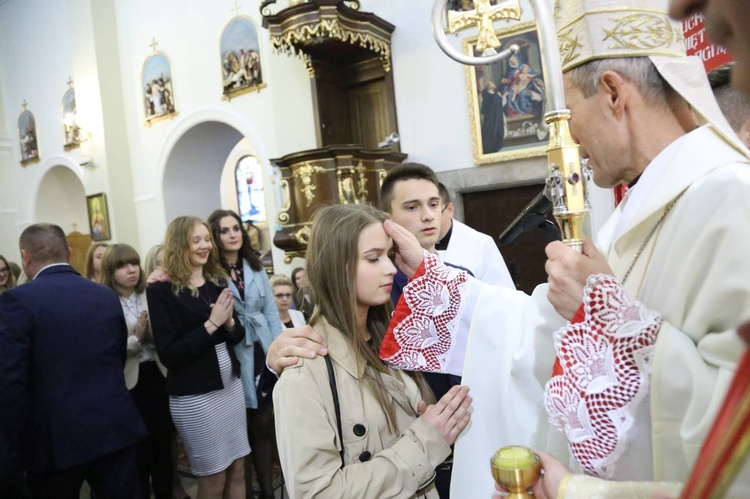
0, 223, 147, 498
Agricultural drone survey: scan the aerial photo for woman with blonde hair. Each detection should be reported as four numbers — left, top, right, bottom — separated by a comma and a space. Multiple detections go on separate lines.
147, 216, 248, 499
101, 244, 172, 499
270, 274, 305, 329
0, 255, 16, 295
84, 242, 108, 282
274, 204, 472, 498
144, 244, 164, 276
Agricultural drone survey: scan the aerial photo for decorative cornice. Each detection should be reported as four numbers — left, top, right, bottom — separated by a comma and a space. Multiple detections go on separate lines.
0, 136, 13, 155
261, 0, 394, 76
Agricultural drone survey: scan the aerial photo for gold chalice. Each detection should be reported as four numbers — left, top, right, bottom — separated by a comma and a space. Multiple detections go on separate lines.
490, 446, 542, 499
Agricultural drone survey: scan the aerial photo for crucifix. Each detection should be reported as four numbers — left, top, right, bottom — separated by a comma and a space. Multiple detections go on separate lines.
150, 37, 159, 52
447, 0, 522, 54
22, 100, 28, 111
231, 0, 242, 16
67, 77, 74, 89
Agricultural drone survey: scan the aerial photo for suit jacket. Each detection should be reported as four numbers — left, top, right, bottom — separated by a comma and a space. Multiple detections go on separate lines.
147, 279, 245, 397
229, 259, 282, 409
123, 291, 167, 391
0, 264, 147, 473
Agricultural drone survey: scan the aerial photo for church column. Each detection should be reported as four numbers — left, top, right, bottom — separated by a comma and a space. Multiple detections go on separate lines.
66, 0, 140, 247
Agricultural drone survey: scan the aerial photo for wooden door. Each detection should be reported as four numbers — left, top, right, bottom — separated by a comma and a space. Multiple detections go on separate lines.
462, 184, 554, 294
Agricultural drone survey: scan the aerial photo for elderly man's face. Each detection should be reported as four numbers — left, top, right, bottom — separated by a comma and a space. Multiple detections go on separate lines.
563, 75, 629, 188
670, 0, 750, 95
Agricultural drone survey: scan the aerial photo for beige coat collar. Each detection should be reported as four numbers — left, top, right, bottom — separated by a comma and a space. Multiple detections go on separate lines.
315, 317, 417, 417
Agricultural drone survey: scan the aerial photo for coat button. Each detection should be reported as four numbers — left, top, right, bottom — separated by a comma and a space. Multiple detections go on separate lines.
352, 423, 366, 436
359, 451, 371, 462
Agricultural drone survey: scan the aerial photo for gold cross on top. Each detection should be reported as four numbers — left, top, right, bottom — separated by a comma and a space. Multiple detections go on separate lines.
150, 37, 159, 52
447, 0, 523, 53
231, 0, 242, 16
67, 77, 74, 89
22, 100, 28, 111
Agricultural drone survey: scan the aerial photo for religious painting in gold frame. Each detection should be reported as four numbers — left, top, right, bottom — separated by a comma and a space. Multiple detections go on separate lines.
62, 88, 79, 150
18, 108, 40, 166
220, 16, 266, 100
463, 21, 548, 165
141, 50, 178, 126
86, 192, 111, 242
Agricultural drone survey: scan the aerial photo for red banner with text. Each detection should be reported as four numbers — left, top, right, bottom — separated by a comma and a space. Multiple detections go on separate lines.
682, 13, 733, 73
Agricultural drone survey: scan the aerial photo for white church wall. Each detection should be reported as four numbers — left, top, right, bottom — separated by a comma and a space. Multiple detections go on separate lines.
113, 0, 317, 257
0, 0, 77, 253
34, 163, 88, 235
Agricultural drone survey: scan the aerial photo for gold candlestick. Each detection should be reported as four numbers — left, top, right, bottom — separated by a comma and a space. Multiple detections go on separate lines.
490, 446, 542, 499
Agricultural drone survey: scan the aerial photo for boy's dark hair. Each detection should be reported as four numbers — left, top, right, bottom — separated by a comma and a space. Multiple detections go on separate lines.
379, 162, 439, 213
438, 182, 452, 206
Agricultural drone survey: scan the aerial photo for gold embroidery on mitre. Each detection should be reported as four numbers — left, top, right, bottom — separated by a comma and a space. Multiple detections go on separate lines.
558, 27, 582, 67
602, 14, 678, 51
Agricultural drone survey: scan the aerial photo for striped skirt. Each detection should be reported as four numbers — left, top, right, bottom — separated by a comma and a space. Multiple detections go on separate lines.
169, 343, 250, 476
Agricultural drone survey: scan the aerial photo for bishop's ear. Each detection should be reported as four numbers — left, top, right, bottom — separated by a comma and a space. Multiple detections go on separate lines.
598, 70, 627, 117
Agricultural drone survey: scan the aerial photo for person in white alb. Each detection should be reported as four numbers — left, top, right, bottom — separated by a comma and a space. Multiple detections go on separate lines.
435, 183, 515, 290
375, 0, 750, 497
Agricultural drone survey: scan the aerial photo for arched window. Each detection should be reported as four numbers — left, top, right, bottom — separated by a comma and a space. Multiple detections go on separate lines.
235, 155, 266, 224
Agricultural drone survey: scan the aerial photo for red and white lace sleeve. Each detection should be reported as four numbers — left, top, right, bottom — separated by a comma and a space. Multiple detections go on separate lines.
544, 274, 663, 479
379, 251, 469, 373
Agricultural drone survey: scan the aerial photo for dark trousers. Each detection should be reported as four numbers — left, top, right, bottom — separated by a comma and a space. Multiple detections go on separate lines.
130, 361, 173, 499
27, 444, 139, 499
423, 372, 462, 499
245, 396, 275, 498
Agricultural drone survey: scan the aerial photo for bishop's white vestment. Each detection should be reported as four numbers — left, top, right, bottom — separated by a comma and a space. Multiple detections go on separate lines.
380, 125, 750, 498
437, 219, 515, 289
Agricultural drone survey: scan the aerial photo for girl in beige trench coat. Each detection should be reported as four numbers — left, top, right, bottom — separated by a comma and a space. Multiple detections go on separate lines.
273, 204, 473, 498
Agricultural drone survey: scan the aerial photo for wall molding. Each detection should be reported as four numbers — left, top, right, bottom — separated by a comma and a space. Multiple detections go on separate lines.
133, 195, 156, 204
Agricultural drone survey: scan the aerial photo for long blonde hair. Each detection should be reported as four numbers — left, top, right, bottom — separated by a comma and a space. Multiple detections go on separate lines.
163, 216, 226, 295
84, 242, 108, 281
307, 204, 433, 432
143, 244, 164, 276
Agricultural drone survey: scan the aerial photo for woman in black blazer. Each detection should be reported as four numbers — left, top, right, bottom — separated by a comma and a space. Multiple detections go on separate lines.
147, 216, 249, 499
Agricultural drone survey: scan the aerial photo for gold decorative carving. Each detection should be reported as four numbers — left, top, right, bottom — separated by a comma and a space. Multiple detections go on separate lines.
293, 162, 326, 207
277, 179, 291, 223
603, 14, 677, 51
558, 27, 582, 68
354, 164, 368, 203
269, 18, 392, 73
378, 169, 388, 187
447, 0, 522, 54
337, 169, 358, 204
294, 225, 312, 245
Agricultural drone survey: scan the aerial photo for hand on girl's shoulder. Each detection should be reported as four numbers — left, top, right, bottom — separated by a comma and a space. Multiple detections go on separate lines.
147, 268, 169, 284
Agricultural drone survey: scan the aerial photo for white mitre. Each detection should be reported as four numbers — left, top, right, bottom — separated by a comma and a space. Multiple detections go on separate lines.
554, 0, 748, 156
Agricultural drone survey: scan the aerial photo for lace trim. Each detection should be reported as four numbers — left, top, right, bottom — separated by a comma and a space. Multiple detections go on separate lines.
381, 251, 468, 372
544, 274, 663, 478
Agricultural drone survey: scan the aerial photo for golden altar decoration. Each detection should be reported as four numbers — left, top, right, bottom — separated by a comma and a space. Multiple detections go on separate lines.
271, 145, 406, 262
